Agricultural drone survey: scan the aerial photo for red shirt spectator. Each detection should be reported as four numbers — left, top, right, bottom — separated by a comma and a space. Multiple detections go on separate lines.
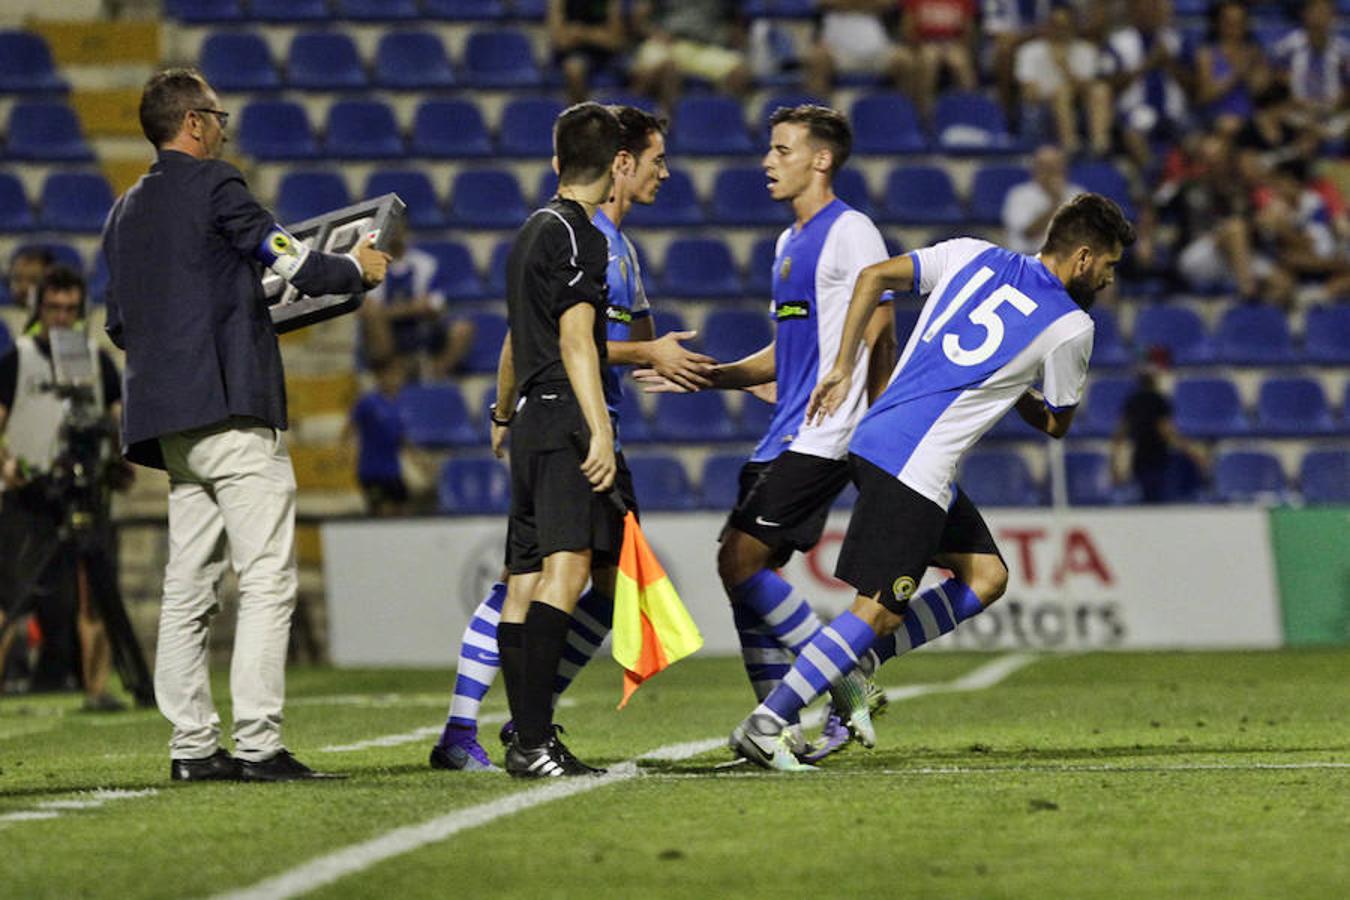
901, 0, 975, 42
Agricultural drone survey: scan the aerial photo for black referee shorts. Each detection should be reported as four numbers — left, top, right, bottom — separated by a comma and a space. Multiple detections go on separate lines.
834, 454, 1001, 615
723, 450, 852, 562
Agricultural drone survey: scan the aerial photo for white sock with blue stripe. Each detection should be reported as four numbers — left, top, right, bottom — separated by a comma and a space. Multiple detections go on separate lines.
439, 581, 506, 746
733, 602, 793, 703
757, 611, 876, 725
869, 578, 985, 666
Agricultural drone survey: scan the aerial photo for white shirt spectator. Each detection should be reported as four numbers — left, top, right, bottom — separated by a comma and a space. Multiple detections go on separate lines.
1002, 179, 1085, 255
1015, 35, 1099, 95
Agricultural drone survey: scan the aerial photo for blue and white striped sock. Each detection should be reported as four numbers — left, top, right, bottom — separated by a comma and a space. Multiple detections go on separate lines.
757, 611, 876, 725
551, 586, 614, 706
733, 602, 793, 703
870, 578, 985, 666
731, 570, 824, 655
439, 581, 506, 745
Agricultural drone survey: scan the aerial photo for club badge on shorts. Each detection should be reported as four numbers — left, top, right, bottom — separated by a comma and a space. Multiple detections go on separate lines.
891, 575, 917, 604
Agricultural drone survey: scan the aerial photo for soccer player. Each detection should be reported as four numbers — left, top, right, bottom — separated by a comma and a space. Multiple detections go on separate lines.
637, 105, 896, 760
731, 193, 1135, 770
429, 105, 713, 772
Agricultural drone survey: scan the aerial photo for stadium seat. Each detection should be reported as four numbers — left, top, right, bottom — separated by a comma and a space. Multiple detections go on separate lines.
933, 91, 1020, 153
850, 92, 927, 154
326, 101, 403, 159
249, 0, 328, 21
1076, 376, 1135, 438
275, 172, 351, 225
164, 0, 244, 23
0, 319, 12, 354
1299, 450, 1350, 504
881, 166, 963, 225
650, 309, 689, 340
757, 93, 827, 136
418, 240, 486, 301
287, 32, 367, 90
532, 170, 559, 207
1255, 377, 1337, 437
615, 390, 653, 444
702, 309, 773, 365
1088, 306, 1132, 368
39, 173, 113, 233
833, 168, 875, 217
449, 169, 527, 228
0, 173, 34, 232
710, 167, 791, 226
485, 238, 512, 297
0, 31, 67, 94
460, 30, 541, 87
5, 101, 92, 161
1212, 451, 1287, 504
700, 452, 747, 510
364, 170, 444, 230
1069, 160, 1134, 217
1131, 305, 1213, 365
1302, 305, 1350, 365
335, 0, 419, 20
410, 99, 492, 158
400, 383, 479, 447
625, 168, 703, 227
1172, 377, 1249, 439
1213, 304, 1295, 365
513, 0, 548, 19
1065, 451, 1117, 506
237, 100, 318, 160
374, 32, 456, 89
958, 451, 1043, 506
499, 97, 566, 157
652, 392, 737, 442
626, 455, 699, 511
438, 456, 511, 515
746, 235, 780, 296
739, 396, 774, 441
198, 32, 279, 93
462, 310, 509, 373
672, 96, 753, 155
661, 238, 743, 299
424, 0, 508, 19
969, 164, 1029, 225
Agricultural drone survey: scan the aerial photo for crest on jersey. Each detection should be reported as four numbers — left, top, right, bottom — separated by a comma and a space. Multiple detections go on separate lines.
891, 575, 917, 603
780, 256, 791, 280
619, 257, 629, 282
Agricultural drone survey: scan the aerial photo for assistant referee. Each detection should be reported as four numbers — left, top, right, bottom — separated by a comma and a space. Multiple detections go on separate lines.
497, 102, 621, 778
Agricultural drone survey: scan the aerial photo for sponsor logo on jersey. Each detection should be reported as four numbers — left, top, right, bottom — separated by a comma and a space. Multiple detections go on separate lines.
269, 230, 294, 256
775, 300, 811, 320
606, 305, 633, 325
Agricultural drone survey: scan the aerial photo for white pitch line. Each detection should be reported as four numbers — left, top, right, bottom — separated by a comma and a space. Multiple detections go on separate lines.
0, 788, 158, 826
211, 654, 1036, 900
643, 762, 1350, 779
317, 700, 575, 754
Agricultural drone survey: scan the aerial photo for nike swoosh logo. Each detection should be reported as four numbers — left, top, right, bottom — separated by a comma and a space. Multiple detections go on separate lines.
541, 393, 559, 400
754, 516, 781, 527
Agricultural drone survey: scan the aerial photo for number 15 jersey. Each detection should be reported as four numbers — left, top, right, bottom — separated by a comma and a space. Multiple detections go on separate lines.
850, 238, 1095, 508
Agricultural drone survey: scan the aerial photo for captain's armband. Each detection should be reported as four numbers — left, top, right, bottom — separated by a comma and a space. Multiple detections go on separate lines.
253, 225, 312, 282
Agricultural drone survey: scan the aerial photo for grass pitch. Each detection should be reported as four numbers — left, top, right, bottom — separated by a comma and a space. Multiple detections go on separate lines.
2, 650, 1347, 899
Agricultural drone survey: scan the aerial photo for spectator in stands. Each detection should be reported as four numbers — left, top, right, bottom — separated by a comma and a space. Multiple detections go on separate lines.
1111, 361, 1208, 504
1272, 0, 1349, 122
1235, 81, 1321, 164
1014, 3, 1112, 156
894, 0, 978, 120
630, 0, 750, 109
980, 0, 1051, 118
1002, 144, 1085, 254
1194, 1, 1270, 139
1253, 159, 1350, 306
359, 221, 474, 381
801, 1, 906, 98
548, 0, 626, 105
343, 357, 411, 517
1099, 0, 1188, 171
6, 246, 53, 311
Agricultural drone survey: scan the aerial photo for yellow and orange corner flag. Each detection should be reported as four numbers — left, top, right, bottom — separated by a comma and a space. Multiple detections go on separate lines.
611, 511, 703, 708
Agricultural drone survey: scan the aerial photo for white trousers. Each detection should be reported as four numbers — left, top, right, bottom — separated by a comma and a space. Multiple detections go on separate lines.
156, 419, 297, 762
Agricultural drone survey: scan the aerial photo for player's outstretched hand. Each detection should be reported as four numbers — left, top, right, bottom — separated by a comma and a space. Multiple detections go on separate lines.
632, 369, 688, 393
355, 234, 391, 288
581, 433, 617, 492
806, 367, 851, 425
648, 330, 716, 391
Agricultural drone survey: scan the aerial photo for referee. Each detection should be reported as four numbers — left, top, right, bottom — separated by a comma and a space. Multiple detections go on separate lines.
498, 102, 621, 778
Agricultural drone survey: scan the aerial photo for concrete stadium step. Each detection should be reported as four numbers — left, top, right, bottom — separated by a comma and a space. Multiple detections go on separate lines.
31, 19, 159, 67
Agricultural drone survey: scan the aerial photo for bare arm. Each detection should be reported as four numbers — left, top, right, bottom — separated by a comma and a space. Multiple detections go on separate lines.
490, 331, 517, 458
559, 304, 615, 491
1013, 388, 1077, 439
863, 305, 897, 404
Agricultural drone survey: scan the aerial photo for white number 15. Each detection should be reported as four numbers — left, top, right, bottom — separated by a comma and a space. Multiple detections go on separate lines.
922, 266, 1038, 367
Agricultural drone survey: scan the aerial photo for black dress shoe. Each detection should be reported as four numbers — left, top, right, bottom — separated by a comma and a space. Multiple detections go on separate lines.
170, 748, 242, 782
239, 749, 346, 782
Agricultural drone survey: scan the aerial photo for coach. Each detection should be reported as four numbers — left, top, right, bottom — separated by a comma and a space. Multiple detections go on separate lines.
102, 69, 388, 782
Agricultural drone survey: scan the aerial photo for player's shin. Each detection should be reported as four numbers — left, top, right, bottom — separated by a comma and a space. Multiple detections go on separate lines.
730, 570, 825, 655
870, 578, 984, 665
438, 581, 506, 747
753, 610, 876, 727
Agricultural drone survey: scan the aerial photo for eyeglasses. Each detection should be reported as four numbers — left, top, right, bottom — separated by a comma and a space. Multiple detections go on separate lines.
193, 108, 230, 128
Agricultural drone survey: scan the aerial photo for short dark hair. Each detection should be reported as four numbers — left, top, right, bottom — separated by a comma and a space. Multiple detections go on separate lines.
139, 68, 211, 147
10, 244, 54, 271
768, 104, 852, 175
554, 102, 621, 186
608, 105, 668, 158
40, 264, 87, 305
1041, 193, 1136, 256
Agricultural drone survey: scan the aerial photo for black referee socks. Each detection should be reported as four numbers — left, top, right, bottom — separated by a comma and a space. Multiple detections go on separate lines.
498, 622, 526, 731
517, 601, 574, 747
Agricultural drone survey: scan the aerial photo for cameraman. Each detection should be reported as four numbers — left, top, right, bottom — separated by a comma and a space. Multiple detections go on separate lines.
0, 264, 125, 710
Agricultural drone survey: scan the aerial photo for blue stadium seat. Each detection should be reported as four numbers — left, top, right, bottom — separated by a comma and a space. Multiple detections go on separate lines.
513, 0, 548, 18
615, 390, 653, 444
1076, 376, 1135, 438
747, 235, 779, 296
625, 168, 703, 227
1213, 451, 1287, 504
5, 102, 92, 161
334, 0, 419, 19
485, 238, 512, 297
1299, 450, 1350, 504
739, 396, 774, 441
39, 173, 113, 233
1303, 305, 1350, 365
1069, 161, 1134, 217
0, 31, 68, 94
1131, 305, 1213, 365
198, 32, 279, 93
626, 454, 699, 511
287, 32, 367, 90
0, 173, 34, 232
462, 310, 509, 373
249, 0, 328, 21
1173, 377, 1249, 439
326, 100, 403, 159
661, 238, 743, 299
533, 170, 558, 207
850, 92, 927, 154
450, 170, 527, 229
460, 30, 541, 87
1088, 306, 1131, 368
1214, 304, 1295, 365
833, 168, 875, 217
650, 309, 688, 340
702, 309, 773, 365
438, 456, 511, 515
933, 91, 1020, 153
757, 93, 827, 136
958, 451, 1043, 506
424, 0, 508, 19
710, 167, 791, 226
411, 99, 492, 158
364, 170, 445, 229
275, 172, 351, 225
1256, 377, 1337, 436
652, 392, 737, 442
881, 165, 963, 225
418, 240, 486, 301
672, 96, 753, 154
374, 32, 455, 89
399, 383, 479, 447
237, 100, 318, 160
969, 164, 1029, 225
164, 0, 244, 22
700, 452, 747, 510
1065, 451, 1117, 506
499, 97, 565, 157
0, 319, 12, 354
